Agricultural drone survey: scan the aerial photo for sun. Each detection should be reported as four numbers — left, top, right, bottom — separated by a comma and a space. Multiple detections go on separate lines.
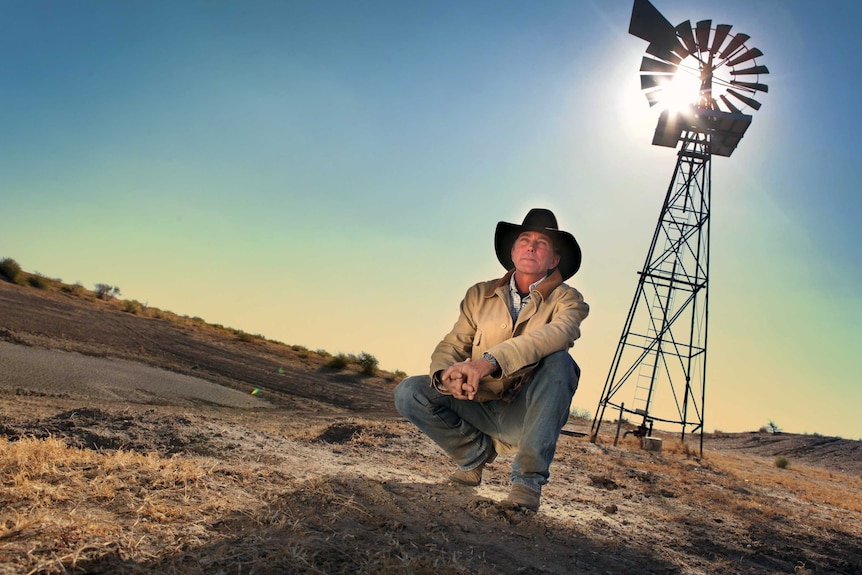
654, 62, 702, 113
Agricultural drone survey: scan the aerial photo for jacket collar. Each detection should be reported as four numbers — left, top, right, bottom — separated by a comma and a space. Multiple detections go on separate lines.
485, 268, 563, 300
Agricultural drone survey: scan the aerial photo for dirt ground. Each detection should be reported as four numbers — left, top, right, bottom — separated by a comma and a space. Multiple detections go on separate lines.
1, 279, 861, 574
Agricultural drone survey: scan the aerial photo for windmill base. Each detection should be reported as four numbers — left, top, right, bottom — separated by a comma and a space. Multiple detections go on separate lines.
642, 436, 663, 452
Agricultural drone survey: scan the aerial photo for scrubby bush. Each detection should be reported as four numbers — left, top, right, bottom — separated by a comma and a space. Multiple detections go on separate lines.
290, 344, 310, 358
123, 300, 143, 314
28, 273, 53, 290
60, 282, 87, 297
569, 406, 592, 421
326, 353, 349, 370
357, 352, 379, 376
95, 283, 121, 299
235, 331, 256, 343
775, 456, 790, 469
0, 258, 23, 283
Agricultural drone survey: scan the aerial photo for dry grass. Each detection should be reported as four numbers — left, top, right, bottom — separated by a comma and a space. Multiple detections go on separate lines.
708, 450, 862, 515
0, 436, 239, 574
3, 417, 860, 575
0, 428, 496, 575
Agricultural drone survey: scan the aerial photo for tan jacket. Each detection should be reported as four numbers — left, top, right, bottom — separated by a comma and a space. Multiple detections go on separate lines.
429, 269, 589, 402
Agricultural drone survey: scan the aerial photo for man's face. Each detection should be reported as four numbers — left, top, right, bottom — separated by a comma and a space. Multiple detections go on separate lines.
511, 231, 560, 277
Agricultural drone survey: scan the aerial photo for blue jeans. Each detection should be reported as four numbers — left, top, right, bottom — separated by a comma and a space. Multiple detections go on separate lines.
393, 350, 579, 493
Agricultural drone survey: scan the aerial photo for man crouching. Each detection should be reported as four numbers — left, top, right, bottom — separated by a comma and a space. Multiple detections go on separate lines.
394, 208, 589, 511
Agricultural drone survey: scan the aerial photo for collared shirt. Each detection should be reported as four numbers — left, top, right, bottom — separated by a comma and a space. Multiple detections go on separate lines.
507, 273, 548, 324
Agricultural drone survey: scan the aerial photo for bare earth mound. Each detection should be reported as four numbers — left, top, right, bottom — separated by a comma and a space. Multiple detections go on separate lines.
1, 280, 861, 574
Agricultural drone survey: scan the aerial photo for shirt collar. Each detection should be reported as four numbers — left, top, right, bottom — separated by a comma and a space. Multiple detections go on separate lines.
485, 268, 563, 300
509, 272, 548, 295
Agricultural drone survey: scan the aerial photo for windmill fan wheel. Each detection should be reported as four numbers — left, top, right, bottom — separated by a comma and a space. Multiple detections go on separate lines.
638, 18, 769, 113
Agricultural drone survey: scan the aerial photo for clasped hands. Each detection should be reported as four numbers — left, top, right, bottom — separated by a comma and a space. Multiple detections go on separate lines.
439, 357, 496, 400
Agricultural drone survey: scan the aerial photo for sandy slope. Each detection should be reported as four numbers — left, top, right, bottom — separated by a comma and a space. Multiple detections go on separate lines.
0, 340, 270, 408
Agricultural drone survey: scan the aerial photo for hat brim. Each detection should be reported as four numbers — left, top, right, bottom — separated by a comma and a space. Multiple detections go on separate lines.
494, 222, 582, 281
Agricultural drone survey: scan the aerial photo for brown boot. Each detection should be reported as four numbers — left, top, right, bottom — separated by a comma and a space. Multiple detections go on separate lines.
448, 440, 497, 486
505, 484, 541, 511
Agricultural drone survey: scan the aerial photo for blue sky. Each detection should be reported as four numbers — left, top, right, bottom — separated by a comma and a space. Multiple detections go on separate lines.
2, 0, 860, 439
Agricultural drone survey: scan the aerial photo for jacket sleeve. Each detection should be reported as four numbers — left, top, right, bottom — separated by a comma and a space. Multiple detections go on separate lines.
489, 286, 589, 377
428, 283, 482, 376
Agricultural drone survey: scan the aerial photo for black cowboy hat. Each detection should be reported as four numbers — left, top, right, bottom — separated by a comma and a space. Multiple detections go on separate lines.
494, 208, 582, 281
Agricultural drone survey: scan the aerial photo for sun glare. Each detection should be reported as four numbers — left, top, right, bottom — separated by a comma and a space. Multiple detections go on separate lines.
657, 68, 702, 113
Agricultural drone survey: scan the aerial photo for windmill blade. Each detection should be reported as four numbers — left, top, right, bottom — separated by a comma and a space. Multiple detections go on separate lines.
695, 20, 712, 53
645, 90, 663, 107
646, 42, 683, 65
731, 64, 770, 76
710, 24, 732, 55
675, 21, 696, 56
641, 56, 678, 74
727, 88, 762, 110
726, 47, 763, 67
641, 74, 668, 91
630, 0, 679, 49
730, 80, 769, 93
719, 94, 742, 114
719, 33, 750, 59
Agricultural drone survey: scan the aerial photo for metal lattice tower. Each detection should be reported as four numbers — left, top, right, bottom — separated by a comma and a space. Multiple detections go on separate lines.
590, 0, 768, 453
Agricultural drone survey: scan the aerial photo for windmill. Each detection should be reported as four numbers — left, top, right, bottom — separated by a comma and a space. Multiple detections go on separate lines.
590, 0, 768, 453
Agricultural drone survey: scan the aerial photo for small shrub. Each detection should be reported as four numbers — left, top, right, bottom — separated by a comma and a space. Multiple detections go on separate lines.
160, 310, 179, 322
391, 369, 407, 380
326, 353, 349, 370
60, 282, 87, 297
569, 406, 592, 421
775, 456, 790, 469
95, 283, 121, 299
289, 345, 309, 358
28, 273, 53, 290
236, 331, 256, 343
123, 300, 143, 315
0, 258, 23, 283
357, 352, 379, 376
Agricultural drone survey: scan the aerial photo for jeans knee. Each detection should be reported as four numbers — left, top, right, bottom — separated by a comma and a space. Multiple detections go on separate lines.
393, 375, 430, 416
533, 351, 579, 396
